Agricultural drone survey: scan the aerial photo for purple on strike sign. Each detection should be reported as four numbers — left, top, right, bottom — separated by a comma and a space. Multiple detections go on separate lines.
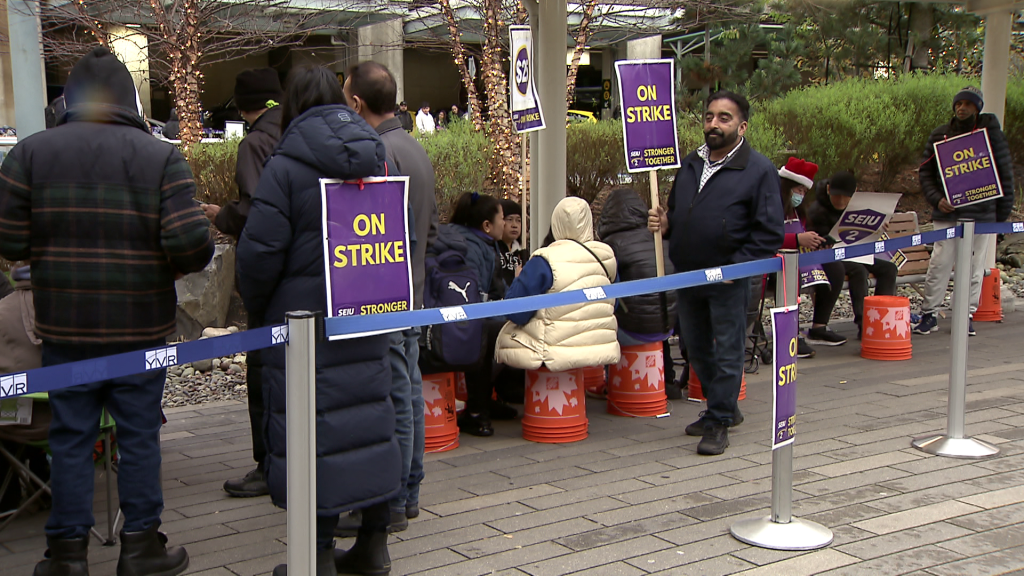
615, 59, 680, 173
771, 305, 798, 450
934, 129, 1003, 209
320, 178, 412, 336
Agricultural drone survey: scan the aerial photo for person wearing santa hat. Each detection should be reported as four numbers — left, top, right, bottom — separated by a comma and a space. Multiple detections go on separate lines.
778, 157, 823, 358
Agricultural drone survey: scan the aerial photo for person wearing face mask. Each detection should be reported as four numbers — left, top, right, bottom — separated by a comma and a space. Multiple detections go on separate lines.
807, 171, 898, 341
647, 91, 784, 456
778, 157, 821, 359
914, 87, 1014, 337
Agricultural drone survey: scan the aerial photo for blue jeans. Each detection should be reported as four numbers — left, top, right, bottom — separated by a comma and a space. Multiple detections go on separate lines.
42, 340, 167, 539
388, 328, 424, 510
676, 280, 749, 425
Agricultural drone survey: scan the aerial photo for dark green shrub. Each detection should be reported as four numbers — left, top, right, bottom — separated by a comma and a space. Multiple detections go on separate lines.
566, 120, 625, 203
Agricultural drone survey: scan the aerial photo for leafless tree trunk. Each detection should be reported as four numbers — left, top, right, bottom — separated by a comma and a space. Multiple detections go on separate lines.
567, 0, 597, 108
438, 0, 484, 131
479, 0, 520, 198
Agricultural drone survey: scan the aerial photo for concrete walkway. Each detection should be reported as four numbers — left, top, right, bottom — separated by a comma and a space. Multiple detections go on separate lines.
3, 313, 1024, 576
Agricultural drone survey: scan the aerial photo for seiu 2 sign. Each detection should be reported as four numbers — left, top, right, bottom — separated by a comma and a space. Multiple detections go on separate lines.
837, 209, 885, 243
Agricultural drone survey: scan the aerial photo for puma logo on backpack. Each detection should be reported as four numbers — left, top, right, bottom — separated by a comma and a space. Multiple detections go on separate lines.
421, 250, 484, 370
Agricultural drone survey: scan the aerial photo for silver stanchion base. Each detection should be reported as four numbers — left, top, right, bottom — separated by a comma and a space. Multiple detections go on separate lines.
912, 434, 1000, 459
730, 516, 833, 551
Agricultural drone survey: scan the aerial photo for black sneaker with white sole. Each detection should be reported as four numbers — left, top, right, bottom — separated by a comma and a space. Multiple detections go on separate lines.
797, 338, 815, 358
805, 326, 847, 346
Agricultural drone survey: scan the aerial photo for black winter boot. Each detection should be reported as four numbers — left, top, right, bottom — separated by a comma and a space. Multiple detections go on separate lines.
334, 529, 391, 575
33, 535, 89, 576
116, 523, 189, 576
272, 548, 337, 576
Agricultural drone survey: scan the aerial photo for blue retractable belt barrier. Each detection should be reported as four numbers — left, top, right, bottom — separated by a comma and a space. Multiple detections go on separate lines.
0, 325, 287, 399
1, 223, 1018, 397
976, 222, 1024, 235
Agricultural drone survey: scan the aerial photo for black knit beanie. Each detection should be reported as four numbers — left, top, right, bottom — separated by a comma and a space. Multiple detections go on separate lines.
63, 47, 139, 114
953, 86, 984, 113
234, 68, 283, 112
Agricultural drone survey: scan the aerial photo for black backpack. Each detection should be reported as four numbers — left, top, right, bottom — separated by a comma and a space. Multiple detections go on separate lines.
420, 250, 485, 371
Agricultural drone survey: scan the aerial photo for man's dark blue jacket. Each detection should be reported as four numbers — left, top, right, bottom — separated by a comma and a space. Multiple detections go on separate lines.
665, 139, 785, 273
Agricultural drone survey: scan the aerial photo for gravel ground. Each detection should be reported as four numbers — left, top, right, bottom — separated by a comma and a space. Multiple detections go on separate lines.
162, 354, 248, 408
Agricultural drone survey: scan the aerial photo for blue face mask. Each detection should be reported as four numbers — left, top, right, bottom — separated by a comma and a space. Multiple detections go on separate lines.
791, 193, 804, 208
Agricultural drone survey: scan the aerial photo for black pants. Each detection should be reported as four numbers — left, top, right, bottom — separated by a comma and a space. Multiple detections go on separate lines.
813, 260, 898, 325
844, 260, 898, 324
812, 261, 846, 325
676, 281, 749, 424
247, 346, 266, 469
465, 318, 506, 417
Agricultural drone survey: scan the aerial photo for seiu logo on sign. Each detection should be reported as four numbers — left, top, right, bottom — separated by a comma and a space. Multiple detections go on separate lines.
0, 373, 28, 399
838, 209, 884, 243
145, 346, 178, 370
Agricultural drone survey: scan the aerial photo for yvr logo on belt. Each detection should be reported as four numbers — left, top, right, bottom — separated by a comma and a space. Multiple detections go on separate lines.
145, 346, 178, 370
0, 373, 27, 399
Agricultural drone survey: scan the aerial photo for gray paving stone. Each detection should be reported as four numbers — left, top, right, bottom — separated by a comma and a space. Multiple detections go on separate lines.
487, 498, 627, 533
623, 534, 748, 572
926, 544, 1024, 576
795, 467, 913, 497
937, 523, 1024, 557
555, 513, 692, 551
816, 545, 965, 576
867, 482, 990, 513
519, 535, 672, 576
649, 554, 756, 576
875, 464, 993, 493
731, 549, 858, 575
949, 502, 1024, 532
836, 522, 976, 560
452, 518, 600, 559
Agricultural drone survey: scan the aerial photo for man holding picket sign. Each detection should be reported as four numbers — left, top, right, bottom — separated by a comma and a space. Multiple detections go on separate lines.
647, 90, 784, 456
914, 87, 1014, 336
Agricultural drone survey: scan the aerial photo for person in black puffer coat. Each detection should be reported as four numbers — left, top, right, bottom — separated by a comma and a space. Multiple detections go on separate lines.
597, 186, 678, 336
236, 66, 401, 576
597, 187, 680, 394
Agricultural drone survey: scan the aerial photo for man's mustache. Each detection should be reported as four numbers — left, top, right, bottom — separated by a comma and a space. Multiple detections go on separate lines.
705, 129, 724, 137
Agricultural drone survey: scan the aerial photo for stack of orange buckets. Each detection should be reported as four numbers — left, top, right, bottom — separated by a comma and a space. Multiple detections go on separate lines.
974, 268, 1004, 322
582, 365, 606, 396
687, 370, 746, 402
522, 367, 588, 443
607, 343, 668, 417
422, 373, 459, 452
861, 295, 913, 361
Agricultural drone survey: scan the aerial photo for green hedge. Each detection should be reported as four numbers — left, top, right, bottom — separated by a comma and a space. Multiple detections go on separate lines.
762, 74, 1024, 187
419, 121, 490, 211
185, 139, 241, 206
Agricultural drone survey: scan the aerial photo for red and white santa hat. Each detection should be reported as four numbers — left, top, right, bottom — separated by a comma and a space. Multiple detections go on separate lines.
778, 157, 819, 189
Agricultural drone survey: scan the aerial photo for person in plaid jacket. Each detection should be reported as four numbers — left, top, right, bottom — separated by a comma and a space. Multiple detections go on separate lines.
0, 47, 212, 576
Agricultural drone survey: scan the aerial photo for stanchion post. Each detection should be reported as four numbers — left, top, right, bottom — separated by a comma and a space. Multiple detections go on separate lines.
912, 220, 999, 458
285, 311, 318, 574
730, 252, 833, 550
